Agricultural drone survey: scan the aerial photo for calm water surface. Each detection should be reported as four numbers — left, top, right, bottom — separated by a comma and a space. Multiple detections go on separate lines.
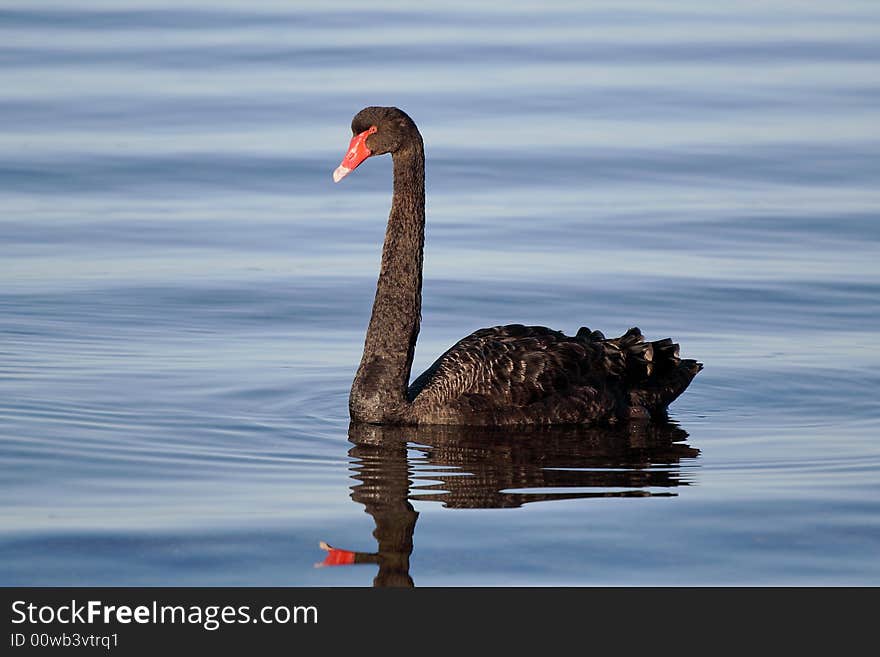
2, 0, 879, 585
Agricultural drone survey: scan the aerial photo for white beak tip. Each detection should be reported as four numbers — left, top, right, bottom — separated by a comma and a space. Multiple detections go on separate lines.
332, 166, 350, 183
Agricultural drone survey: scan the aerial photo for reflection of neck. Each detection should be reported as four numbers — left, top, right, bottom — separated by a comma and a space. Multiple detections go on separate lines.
350, 139, 425, 424
349, 440, 419, 588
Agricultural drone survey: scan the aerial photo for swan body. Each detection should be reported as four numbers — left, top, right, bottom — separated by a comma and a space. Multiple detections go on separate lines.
334, 106, 701, 426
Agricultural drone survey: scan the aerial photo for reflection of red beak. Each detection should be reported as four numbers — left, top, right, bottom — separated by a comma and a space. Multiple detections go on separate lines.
316, 541, 356, 567
333, 126, 377, 182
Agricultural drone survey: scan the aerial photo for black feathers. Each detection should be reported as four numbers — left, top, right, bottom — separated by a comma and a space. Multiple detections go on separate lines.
406, 324, 702, 425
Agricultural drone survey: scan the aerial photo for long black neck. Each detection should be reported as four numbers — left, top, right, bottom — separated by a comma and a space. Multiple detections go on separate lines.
350, 136, 425, 423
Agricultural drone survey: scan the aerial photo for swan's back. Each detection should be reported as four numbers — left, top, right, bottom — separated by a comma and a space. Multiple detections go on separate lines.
407, 324, 701, 426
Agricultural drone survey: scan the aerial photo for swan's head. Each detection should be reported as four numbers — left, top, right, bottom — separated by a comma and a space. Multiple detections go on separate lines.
333, 106, 419, 183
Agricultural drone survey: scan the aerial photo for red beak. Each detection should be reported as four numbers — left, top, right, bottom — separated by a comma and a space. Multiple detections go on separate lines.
316, 541, 357, 567
333, 126, 377, 183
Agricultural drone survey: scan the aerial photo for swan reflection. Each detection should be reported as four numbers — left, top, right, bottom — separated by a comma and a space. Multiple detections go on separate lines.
319, 421, 699, 586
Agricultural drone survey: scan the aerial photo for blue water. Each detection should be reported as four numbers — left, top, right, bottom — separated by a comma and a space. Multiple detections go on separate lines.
2, 0, 879, 586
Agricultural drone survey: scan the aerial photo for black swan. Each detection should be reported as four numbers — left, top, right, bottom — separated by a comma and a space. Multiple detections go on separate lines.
333, 106, 701, 426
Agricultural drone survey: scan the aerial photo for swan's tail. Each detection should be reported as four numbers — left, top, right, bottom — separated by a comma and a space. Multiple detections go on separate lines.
582, 326, 702, 419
